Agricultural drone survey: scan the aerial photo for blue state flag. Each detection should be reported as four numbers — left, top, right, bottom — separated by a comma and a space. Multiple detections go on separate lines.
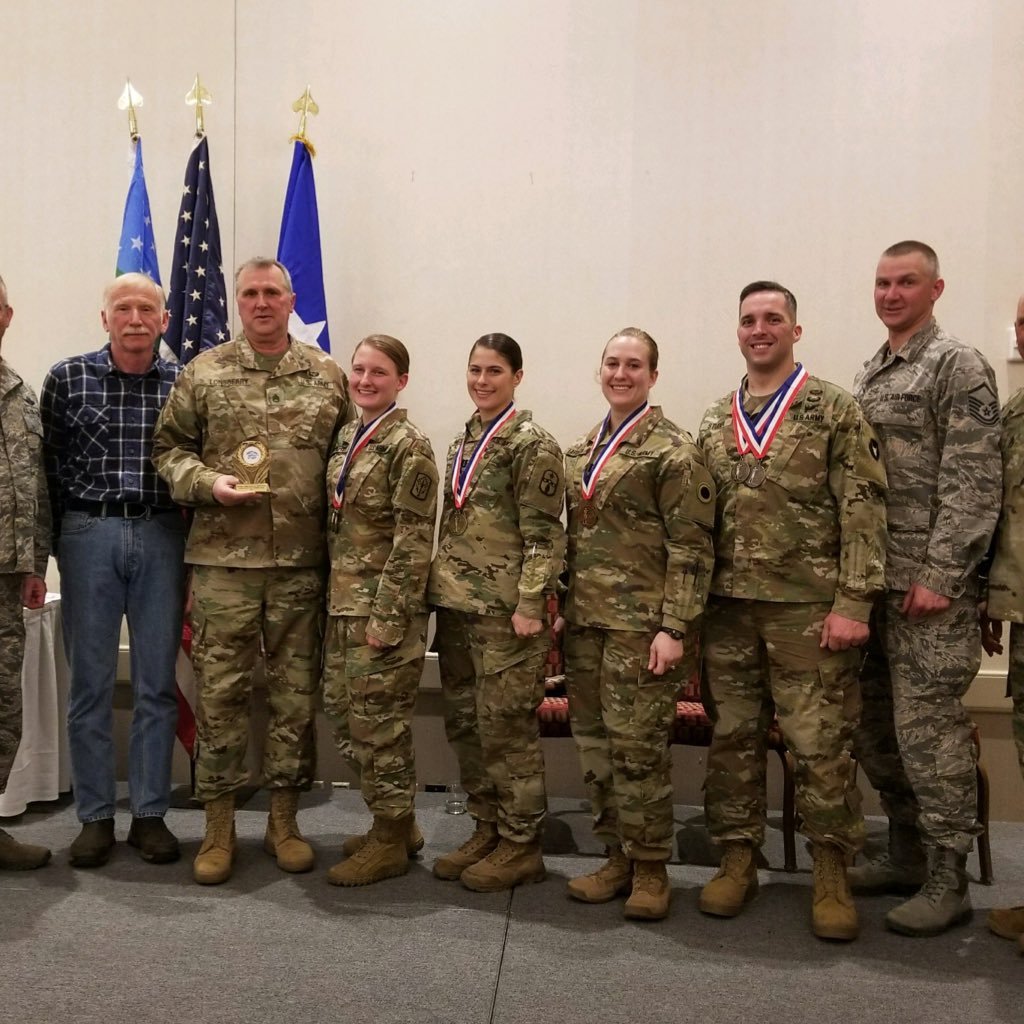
115, 138, 161, 282
162, 135, 229, 364
277, 140, 330, 352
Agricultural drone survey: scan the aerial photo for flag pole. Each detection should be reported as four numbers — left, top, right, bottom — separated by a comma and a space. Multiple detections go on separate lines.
186, 73, 212, 139
118, 79, 143, 141
290, 86, 319, 156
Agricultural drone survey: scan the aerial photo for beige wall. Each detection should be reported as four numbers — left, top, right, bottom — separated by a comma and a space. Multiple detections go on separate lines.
6, 1, 1024, 813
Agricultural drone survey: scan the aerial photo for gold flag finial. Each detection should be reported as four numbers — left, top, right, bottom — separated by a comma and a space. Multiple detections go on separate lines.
186, 74, 213, 137
289, 86, 319, 156
118, 79, 144, 141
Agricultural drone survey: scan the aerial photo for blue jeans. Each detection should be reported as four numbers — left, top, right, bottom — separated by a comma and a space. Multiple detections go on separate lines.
58, 510, 187, 822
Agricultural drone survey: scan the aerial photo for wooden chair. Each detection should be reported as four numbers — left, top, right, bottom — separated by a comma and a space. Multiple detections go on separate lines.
534, 598, 800, 871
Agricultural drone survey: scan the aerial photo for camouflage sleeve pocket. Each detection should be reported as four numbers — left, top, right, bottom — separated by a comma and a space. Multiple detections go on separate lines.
520, 449, 564, 516
394, 451, 439, 519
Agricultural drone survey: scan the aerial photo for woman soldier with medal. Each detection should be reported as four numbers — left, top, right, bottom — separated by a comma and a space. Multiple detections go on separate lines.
562, 328, 716, 921
427, 333, 565, 892
320, 335, 439, 887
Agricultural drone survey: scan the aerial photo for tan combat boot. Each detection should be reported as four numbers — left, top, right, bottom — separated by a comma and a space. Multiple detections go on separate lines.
341, 817, 425, 859
328, 815, 411, 886
811, 842, 859, 941
460, 838, 546, 892
567, 845, 632, 903
193, 794, 236, 885
988, 905, 1024, 941
847, 821, 927, 895
264, 788, 315, 873
433, 819, 499, 881
624, 860, 671, 920
885, 847, 972, 937
699, 840, 759, 917
0, 827, 51, 870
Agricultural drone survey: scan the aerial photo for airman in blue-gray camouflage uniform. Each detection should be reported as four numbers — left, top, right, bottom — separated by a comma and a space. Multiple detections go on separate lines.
978, 293, 1024, 954
851, 241, 1001, 938
0, 273, 51, 870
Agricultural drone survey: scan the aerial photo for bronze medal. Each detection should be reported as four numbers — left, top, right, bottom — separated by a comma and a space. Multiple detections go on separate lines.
746, 461, 767, 488
731, 459, 750, 484
449, 508, 469, 536
579, 501, 598, 528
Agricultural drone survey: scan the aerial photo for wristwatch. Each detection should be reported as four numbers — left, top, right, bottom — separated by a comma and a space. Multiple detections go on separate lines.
660, 627, 685, 641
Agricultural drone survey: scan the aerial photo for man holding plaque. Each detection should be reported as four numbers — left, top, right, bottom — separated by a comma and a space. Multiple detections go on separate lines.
850, 241, 1001, 937
153, 257, 349, 885
697, 280, 887, 941
41, 273, 187, 868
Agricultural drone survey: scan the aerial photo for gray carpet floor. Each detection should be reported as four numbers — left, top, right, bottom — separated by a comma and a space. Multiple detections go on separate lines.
1, 789, 1021, 1024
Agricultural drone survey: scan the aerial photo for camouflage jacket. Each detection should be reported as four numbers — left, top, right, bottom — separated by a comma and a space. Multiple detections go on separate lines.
564, 407, 715, 634
326, 409, 438, 645
699, 377, 887, 620
427, 409, 565, 618
854, 319, 1001, 597
0, 360, 50, 577
985, 387, 1024, 622
152, 334, 349, 568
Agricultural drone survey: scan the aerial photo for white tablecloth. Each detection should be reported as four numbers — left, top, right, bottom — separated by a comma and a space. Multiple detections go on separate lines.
0, 594, 71, 817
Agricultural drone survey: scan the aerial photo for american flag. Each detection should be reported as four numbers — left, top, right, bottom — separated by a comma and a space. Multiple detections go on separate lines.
162, 135, 229, 365
162, 134, 230, 759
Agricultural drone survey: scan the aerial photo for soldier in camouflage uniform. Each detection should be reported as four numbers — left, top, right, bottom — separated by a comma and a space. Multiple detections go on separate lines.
153, 258, 349, 885
697, 283, 887, 942
563, 328, 716, 922
320, 335, 438, 887
851, 241, 1002, 937
977, 293, 1024, 955
0, 274, 51, 870
428, 333, 565, 892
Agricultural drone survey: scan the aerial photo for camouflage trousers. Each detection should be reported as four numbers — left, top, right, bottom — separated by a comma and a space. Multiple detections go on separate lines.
435, 608, 548, 842
190, 565, 325, 802
564, 624, 686, 861
702, 598, 864, 853
322, 614, 426, 821
854, 590, 981, 854
0, 574, 25, 791
1010, 622, 1024, 778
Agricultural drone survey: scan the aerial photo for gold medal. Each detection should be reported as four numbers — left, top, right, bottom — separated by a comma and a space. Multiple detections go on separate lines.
449, 508, 469, 536
579, 501, 598, 528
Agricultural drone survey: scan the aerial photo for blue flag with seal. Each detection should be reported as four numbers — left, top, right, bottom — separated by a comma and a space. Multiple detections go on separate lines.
277, 139, 330, 352
162, 134, 229, 365
116, 138, 161, 282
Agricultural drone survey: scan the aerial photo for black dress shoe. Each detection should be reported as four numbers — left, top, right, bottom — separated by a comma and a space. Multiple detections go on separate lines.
127, 817, 181, 864
69, 819, 116, 868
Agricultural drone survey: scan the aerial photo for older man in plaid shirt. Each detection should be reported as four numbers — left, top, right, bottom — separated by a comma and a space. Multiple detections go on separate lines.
41, 273, 187, 868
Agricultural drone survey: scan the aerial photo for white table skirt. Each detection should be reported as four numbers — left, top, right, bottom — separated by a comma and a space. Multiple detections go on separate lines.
0, 594, 71, 817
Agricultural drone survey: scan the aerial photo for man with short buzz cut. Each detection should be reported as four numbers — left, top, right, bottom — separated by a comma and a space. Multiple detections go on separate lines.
0, 273, 52, 870
697, 281, 887, 942
153, 257, 349, 886
41, 272, 188, 868
851, 240, 1002, 937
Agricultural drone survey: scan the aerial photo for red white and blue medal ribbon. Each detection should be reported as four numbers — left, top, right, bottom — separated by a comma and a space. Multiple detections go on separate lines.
331, 403, 396, 510
451, 402, 517, 509
731, 363, 808, 459
581, 401, 651, 500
